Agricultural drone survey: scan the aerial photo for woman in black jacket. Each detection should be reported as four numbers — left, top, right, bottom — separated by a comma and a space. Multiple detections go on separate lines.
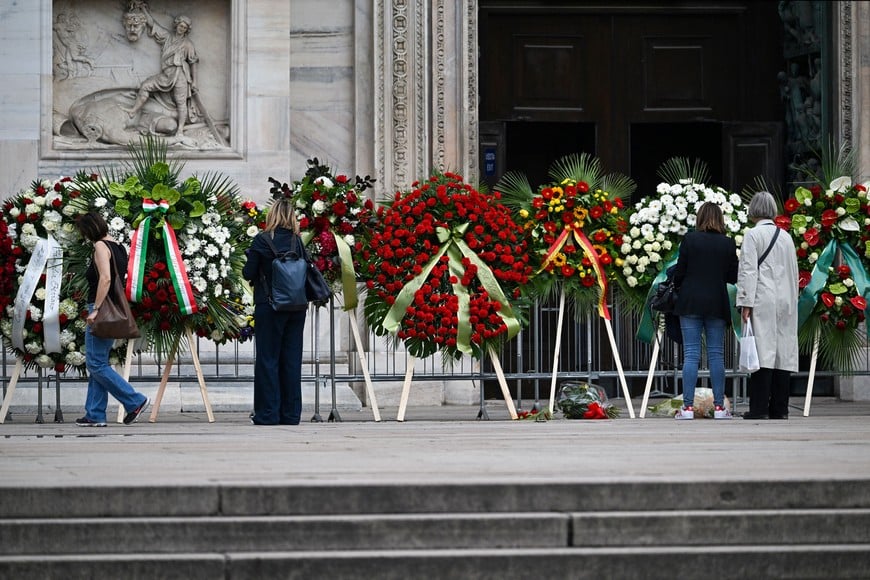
242, 198, 307, 425
672, 202, 738, 420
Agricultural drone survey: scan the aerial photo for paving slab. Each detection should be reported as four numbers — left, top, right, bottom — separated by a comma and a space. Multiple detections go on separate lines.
0, 398, 868, 488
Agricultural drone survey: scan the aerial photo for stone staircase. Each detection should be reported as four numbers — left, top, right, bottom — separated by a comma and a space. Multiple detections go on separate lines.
1, 480, 869, 579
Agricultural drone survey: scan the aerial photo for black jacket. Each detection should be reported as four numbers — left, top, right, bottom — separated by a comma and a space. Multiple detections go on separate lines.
242, 228, 302, 305
672, 230, 738, 322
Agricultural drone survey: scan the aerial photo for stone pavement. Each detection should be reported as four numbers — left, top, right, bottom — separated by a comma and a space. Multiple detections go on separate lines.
1, 398, 868, 489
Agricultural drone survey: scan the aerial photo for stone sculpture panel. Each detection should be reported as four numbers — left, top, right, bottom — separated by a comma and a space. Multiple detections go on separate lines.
52, 0, 230, 151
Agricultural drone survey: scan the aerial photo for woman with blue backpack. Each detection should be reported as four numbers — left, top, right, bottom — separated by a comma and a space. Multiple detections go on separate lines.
243, 198, 308, 425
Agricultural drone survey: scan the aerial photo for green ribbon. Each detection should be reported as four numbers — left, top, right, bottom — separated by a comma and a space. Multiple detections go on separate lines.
636, 249, 741, 343
800, 240, 870, 335
797, 239, 837, 330
301, 230, 359, 311
383, 223, 521, 355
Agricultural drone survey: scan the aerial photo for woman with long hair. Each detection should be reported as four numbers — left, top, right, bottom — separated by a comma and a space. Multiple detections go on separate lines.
75, 212, 149, 427
671, 202, 739, 420
242, 198, 307, 425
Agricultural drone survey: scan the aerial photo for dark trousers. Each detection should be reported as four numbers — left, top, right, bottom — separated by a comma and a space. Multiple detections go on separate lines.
749, 367, 791, 418
253, 304, 307, 425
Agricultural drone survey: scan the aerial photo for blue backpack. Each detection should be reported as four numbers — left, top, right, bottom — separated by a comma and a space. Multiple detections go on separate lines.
260, 233, 308, 312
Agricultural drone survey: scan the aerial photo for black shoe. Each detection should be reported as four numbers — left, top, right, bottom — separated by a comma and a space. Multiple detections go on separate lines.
123, 398, 150, 425
741, 412, 769, 420
75, 416, 107, 427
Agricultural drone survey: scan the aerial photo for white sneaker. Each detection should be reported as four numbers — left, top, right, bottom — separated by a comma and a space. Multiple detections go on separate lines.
714, 405, 732, 420
674, 406, 694, 420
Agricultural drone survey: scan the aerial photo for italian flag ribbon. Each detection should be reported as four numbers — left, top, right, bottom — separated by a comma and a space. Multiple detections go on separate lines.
382, 223, 520, 356
541, 226, 611, 319
126, 198, 198, 315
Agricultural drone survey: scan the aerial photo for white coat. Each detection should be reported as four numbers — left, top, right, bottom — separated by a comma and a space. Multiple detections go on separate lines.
736, 219, 799, 372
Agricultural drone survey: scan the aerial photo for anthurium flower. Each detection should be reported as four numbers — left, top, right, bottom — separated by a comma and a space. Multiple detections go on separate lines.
794, 186, 813, 205
820, 209, 838, 228
775, 214, 792, 229
803, 227, 820, 246
798, 270, 812, 288
830, 176, 852, 193
821, 292, 836, 307
839, 216, 860, 231
850, 295, 867, 310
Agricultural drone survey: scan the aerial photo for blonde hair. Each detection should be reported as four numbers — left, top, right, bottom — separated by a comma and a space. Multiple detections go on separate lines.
264, 198, 299, 233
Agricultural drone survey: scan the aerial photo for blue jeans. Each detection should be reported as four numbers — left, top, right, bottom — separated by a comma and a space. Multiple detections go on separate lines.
83, 304, 147, 423
679, 315, 727, 408
253, 304, 307, 425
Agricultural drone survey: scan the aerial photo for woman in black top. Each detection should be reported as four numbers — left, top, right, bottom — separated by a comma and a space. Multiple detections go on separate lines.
75, 212, 149, 427
242, 198, 307, 425
671, 202, 738, 420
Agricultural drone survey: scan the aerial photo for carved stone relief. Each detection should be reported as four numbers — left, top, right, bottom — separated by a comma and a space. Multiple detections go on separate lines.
51, 0, 230, 151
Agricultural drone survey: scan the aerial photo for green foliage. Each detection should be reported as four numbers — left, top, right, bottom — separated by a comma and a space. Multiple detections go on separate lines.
656, 157, 710, 186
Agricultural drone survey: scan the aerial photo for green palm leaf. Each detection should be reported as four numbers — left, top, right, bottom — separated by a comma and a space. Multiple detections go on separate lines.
600, 172, 636, 200
657, 157, 710, 185
548, 152, 602, 187
495, 170, 535, 209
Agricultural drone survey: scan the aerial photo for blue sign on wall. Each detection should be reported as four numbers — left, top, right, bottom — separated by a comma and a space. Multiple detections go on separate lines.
484, 148, 496, 176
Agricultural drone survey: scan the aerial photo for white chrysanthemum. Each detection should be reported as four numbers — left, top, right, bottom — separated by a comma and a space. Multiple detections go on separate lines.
29, 306, 43, 322
193, 256, 207, 269
94, 197, 107, 208
35, 288, 46, 301
59, 329, 75, 347
185, 238, 202, 255
66, 352, 86, 367
110, 217, 126, 231
207, 264, 219, 281
212, 284, 223, 297
193, 277, 207, 293
36, 354, 53, 368
25, 342, 41, 354
204, 244, 219, 257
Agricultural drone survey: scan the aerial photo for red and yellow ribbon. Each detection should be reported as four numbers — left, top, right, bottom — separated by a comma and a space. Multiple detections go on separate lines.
127, 199, 198, 315
541, 226, 611, 320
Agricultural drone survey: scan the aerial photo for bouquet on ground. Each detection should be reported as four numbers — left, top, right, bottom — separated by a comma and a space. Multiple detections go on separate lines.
0, 177, 101, 374
618, 158, 748, 312
68, 137, 249, 356
498, 153, 632, 317
271, 158, 377, 310
557, 382, 619, 419
778, 142, 870, 371
362, 171, 533, 359
646, 388, 731, 419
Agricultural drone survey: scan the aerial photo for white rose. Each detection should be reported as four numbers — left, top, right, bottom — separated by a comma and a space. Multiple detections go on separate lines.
246, 225, 259, 237
627, 276, 638, 287
9, 207, 20, 217
312, 200, 327, 215
835, 296, 843, 307
845, 278, 854, 287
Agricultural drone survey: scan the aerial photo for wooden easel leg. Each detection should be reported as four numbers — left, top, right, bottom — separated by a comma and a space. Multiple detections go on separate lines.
397, 354, 415, 422
803, 327, 820, 417
148, 340, 179, 423
604, 317, 635, 418
348, 312, 380, 422
0, 359, 24, 424
639, 329, 663, 418
186, 329, 214, 423
489, 347, 518, 420
547, 290, 567, 415
115, 340, 136, 424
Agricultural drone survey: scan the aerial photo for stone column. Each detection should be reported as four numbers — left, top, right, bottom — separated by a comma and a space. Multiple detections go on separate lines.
834, 1, 870, 401
371, 0, 478, 197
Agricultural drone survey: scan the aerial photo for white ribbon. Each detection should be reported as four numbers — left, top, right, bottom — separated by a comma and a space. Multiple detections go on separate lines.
12, 236, 63, 354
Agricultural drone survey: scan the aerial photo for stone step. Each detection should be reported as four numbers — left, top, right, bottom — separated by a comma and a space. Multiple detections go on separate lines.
2, 509, 869, 556
2, 545, 870, 580
3, 480, 870, 519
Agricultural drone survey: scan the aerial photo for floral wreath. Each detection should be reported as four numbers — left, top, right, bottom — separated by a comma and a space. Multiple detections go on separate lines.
777, 143, 870, 371
0, 177, 105, 374
362, 171, 532, 359
619, 158, 748, 313
68, 137, 249, 356
269, 158, 377, 310
498, 153, 632, 317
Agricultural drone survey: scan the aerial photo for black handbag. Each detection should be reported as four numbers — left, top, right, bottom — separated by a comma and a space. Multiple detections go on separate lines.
649, 270, 678, 314
305, 261, 331, 307
90, 243, 141, 339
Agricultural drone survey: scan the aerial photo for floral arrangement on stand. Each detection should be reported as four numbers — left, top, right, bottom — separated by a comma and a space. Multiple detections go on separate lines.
270, 158, 377, 310
778, 143, 870, 371
618, 158, 748, 312
0, 177, 107, 374
497, 153, 632, 316
67, 137, 249, 356
362, 171, 533, 360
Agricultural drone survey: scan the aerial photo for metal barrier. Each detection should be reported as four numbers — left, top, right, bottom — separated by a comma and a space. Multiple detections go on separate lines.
1, 296, 860, 419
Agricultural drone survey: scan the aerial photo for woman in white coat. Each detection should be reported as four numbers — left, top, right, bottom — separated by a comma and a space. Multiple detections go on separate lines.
736, 191, 799, 419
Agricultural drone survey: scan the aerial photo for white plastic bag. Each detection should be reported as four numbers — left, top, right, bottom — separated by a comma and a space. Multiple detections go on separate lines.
739, 319, 760, 373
